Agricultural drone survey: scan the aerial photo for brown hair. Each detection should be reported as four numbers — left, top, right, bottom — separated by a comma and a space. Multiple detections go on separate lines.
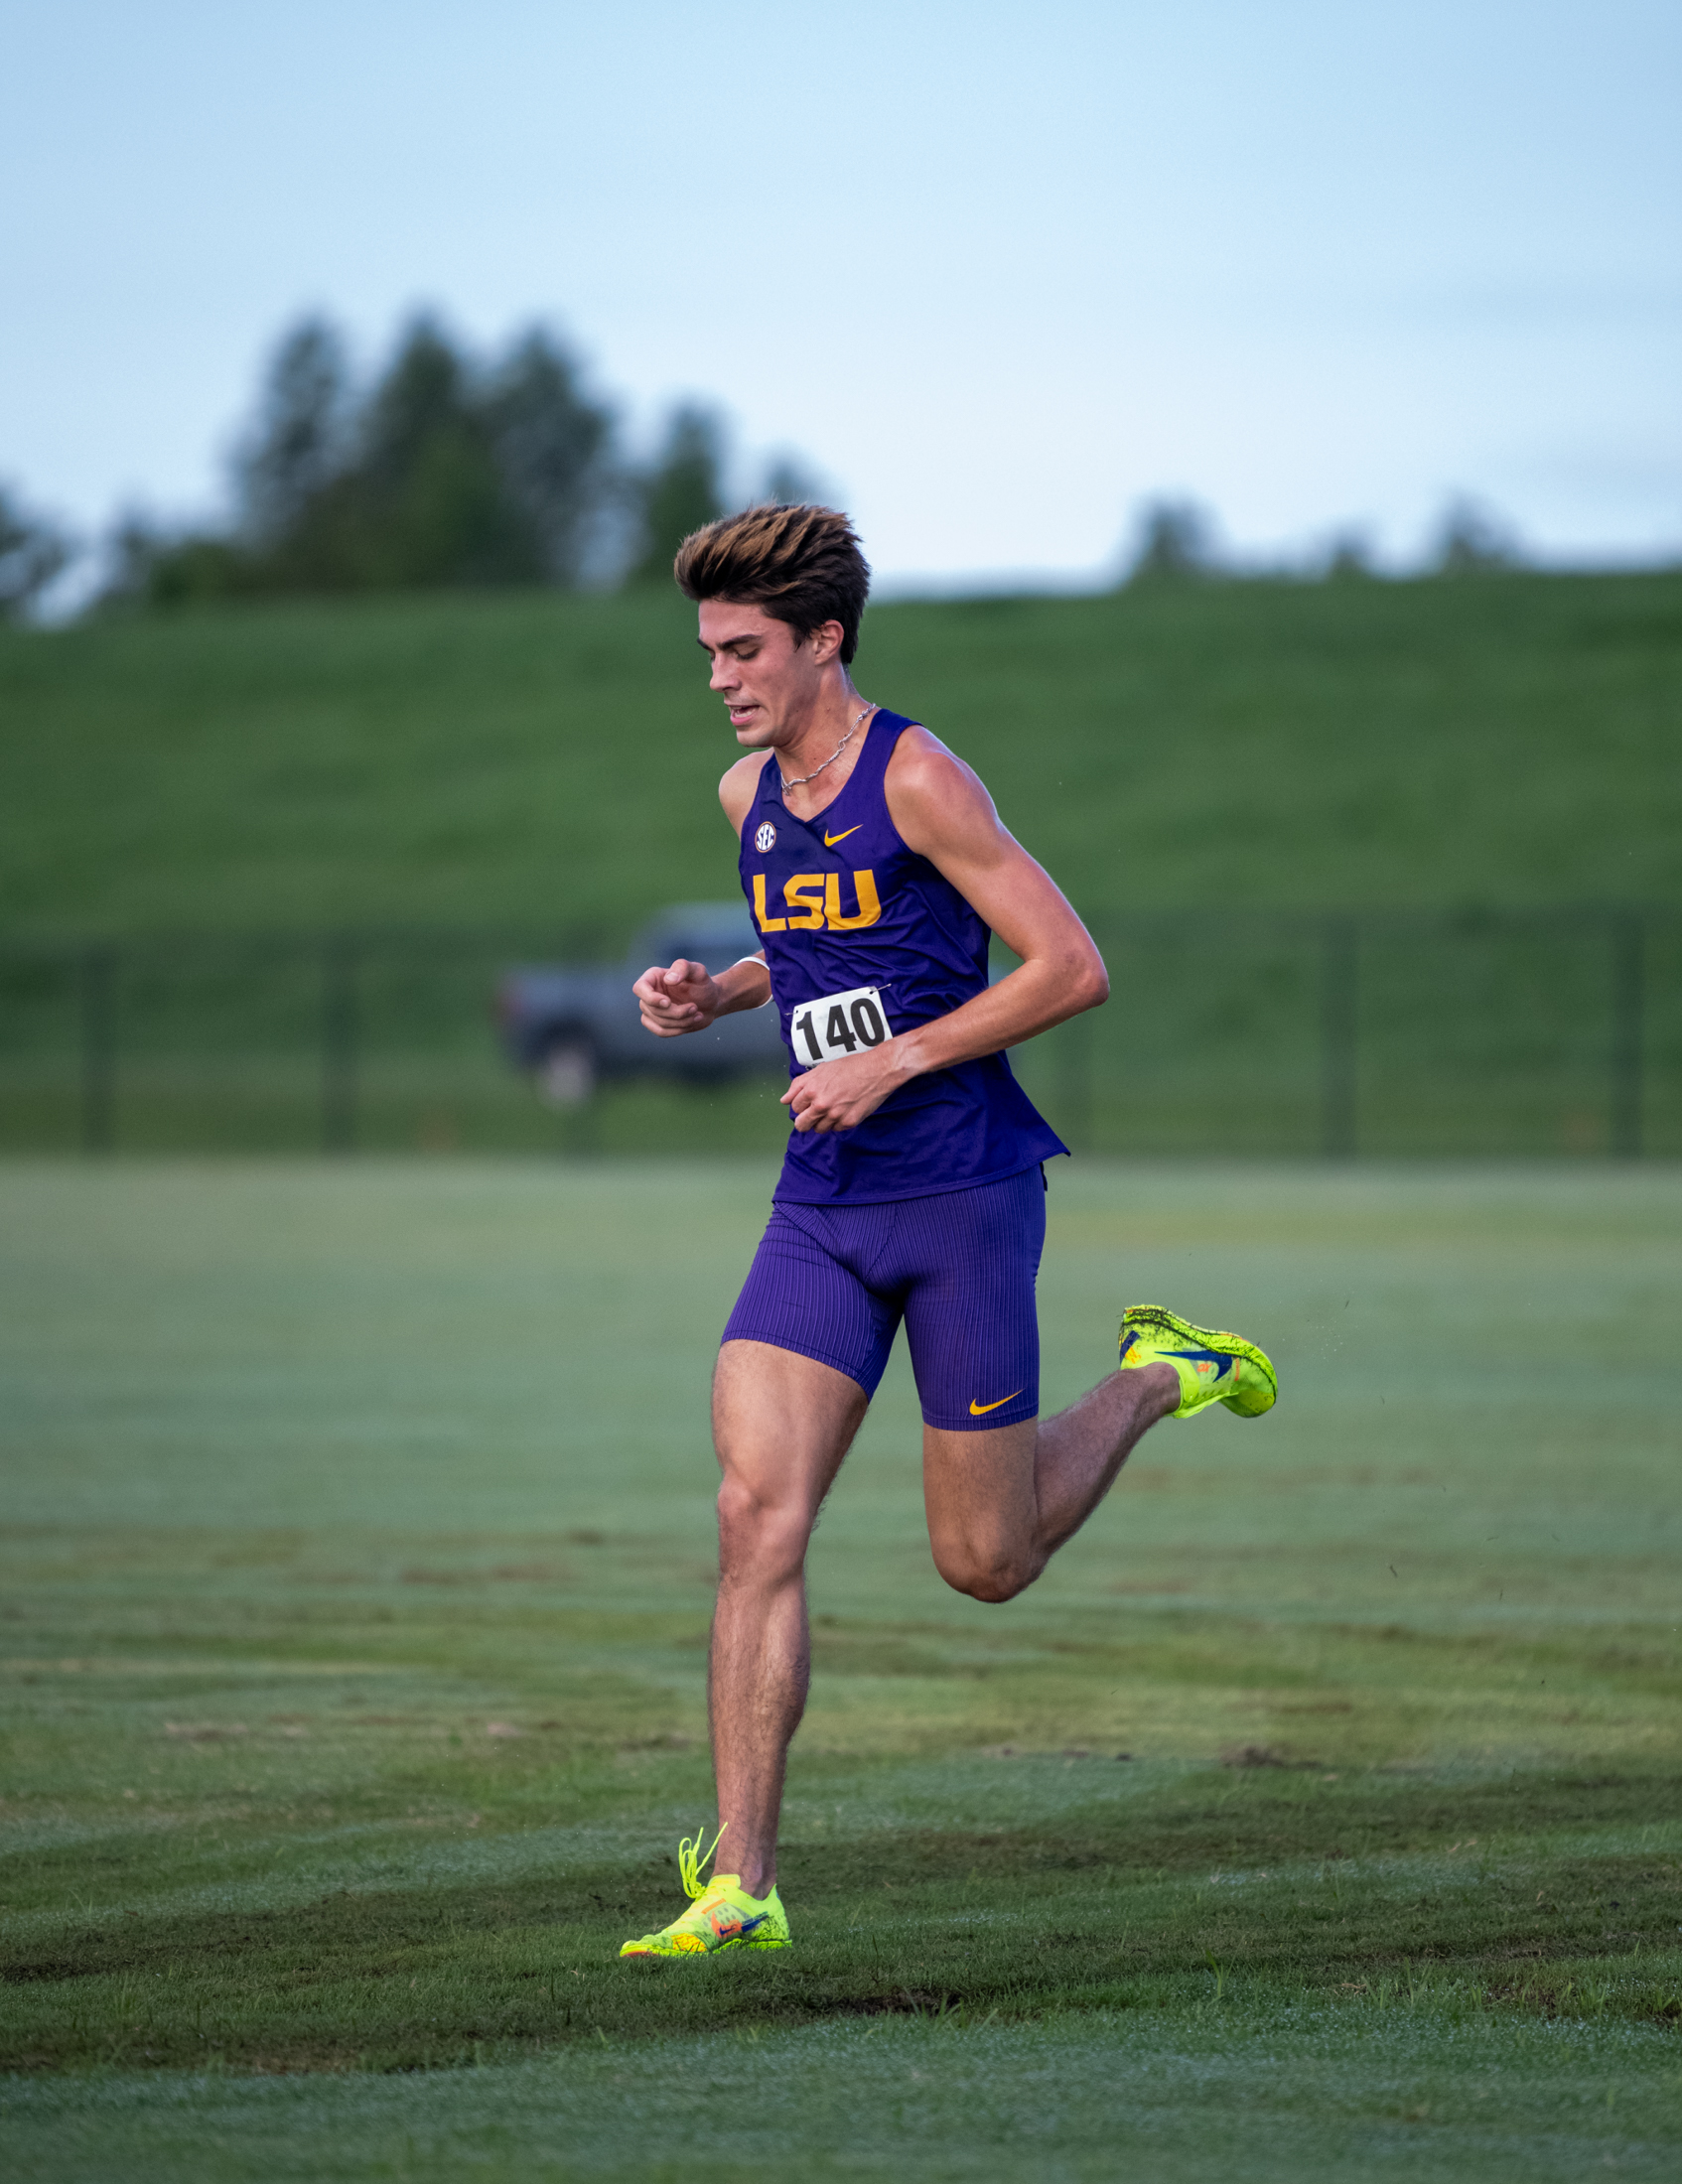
672, 503, 871, 664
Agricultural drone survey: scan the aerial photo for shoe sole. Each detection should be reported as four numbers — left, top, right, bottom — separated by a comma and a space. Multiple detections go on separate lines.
620, 1937, 792, 1960
1120, 1303, 1278, 1418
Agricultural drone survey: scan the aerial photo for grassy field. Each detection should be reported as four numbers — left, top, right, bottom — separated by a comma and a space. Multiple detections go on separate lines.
1, 1157, 1679, 2179
2, 573, 1680, 940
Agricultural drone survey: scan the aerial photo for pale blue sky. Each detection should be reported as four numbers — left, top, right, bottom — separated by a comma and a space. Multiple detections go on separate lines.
3, 0, 1677, 584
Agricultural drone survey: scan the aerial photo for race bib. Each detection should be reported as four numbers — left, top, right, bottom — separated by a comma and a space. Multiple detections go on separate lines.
788, 985, 893, 1067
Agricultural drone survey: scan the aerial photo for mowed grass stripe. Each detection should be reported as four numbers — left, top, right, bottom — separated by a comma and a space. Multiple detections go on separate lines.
5, 1767, 1681, 2070
3, 2011, 1678, 2184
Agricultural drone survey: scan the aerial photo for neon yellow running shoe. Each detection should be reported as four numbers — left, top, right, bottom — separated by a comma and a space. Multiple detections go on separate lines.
619, 1826, 791, 1960
1118, 1303, 1278, 1420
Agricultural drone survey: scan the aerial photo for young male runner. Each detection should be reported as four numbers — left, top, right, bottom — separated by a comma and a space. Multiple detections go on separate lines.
620, 505, 1275, 1959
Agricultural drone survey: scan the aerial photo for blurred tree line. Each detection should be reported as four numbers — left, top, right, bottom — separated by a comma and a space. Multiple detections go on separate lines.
0, 482, 74, 620
1119, 495, 1522, 587
96, 314, 819, 610
0, 312, 1537, 620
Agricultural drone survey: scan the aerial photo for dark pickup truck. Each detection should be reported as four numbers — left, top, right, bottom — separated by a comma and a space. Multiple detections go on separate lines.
497, 901, 786, 1102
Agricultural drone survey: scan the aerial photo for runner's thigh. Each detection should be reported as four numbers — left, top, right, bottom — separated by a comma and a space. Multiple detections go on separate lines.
715, 1205, 896, 1524
899, 1168, 1045, 1434
713, 1340, 870, 1527
895, 1168, 1047, 1573
921, 1416, 1039, 1580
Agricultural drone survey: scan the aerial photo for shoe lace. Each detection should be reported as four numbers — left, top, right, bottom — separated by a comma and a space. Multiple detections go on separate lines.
676, 1822, 729, 1903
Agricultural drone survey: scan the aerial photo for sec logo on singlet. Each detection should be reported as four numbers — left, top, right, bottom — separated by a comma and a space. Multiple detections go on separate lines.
755, 822, 776, 853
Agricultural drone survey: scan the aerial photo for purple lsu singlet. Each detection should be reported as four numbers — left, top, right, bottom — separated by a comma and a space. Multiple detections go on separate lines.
739, 709, 1067, 1204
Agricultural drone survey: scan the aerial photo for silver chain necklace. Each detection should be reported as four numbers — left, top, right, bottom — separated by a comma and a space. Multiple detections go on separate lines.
778, 703, 876, 792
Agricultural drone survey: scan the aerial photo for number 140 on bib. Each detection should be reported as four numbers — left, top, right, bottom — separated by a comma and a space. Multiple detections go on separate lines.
791, 986, 892, 1066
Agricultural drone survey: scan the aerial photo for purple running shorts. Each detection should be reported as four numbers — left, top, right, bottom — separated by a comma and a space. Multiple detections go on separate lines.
721, 1165, 1046, 1432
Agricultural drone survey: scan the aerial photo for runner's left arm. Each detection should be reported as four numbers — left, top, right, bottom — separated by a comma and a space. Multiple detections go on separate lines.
783, 730, 1107, 1133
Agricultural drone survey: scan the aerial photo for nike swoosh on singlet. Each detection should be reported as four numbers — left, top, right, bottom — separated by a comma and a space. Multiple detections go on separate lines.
968, 1390, 1024, 1416
823, 826, 862, 846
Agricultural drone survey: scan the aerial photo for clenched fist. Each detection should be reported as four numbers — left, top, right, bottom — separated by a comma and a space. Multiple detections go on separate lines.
632, 958, 722, 1038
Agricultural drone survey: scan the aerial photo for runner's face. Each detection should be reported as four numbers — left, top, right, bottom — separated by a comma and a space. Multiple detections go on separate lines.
697, 601, 828, 747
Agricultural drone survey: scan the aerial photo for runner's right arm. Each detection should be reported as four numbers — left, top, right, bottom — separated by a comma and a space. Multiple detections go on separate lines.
633, 952, 770, 1036
631, 756, 774, 1037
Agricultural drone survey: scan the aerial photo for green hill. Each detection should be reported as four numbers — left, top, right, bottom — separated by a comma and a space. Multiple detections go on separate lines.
3, 571, 1679, 942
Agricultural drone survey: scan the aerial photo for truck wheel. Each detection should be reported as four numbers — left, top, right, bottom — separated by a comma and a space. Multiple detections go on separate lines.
538, 1038, 596, 1106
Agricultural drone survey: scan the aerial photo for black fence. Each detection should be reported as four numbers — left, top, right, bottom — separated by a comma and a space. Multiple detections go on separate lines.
1, 907, 1676, 1160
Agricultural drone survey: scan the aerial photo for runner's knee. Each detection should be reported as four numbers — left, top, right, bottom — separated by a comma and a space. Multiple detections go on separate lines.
930, 1541, 1036, 1604
716, 1471, 812, 1579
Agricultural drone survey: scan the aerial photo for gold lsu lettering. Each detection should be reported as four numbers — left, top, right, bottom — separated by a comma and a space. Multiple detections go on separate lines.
754, 871, 882, 934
